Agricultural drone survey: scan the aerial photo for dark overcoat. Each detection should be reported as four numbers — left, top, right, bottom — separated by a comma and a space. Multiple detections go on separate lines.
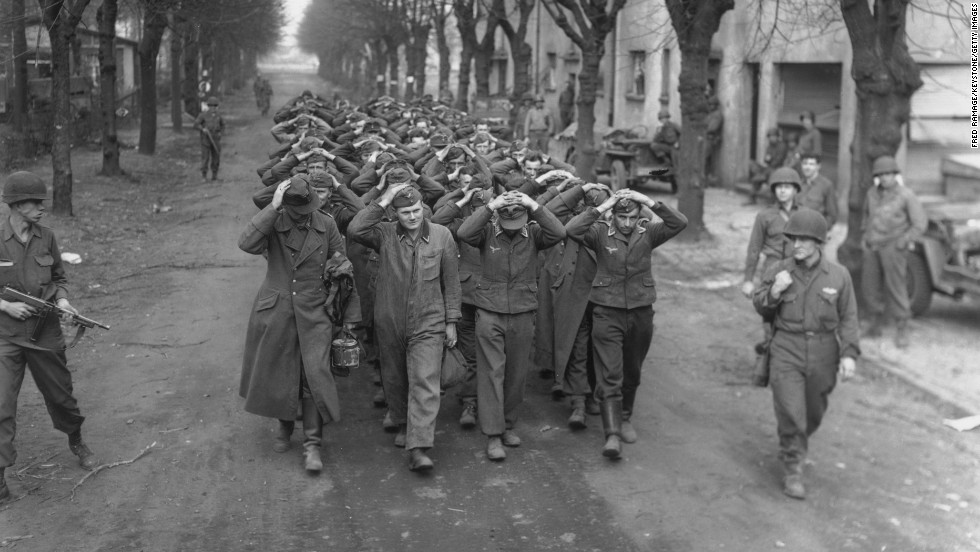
238, 205, 346, 421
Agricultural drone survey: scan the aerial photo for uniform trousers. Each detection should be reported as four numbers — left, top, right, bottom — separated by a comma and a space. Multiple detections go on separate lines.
456, 303, 478, 401
0, 340, 85, 468
200, 137, 221, 177
561, 303, 593, 396
769, 331, 838, 468
591, 305, 654, 415
527, 130, 550, 155
376, 324, 444, 450
475, 309, 535, 436
861, 243, 910, 320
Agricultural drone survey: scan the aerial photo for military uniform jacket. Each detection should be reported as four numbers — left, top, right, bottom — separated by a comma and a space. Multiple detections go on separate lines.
744, 203, 798, 281
861, 184, 927, 250
0, 220, 70, 349
193, 111, 224, 142
238, 205, 347, 422
457, 205, 566, 314
565, 203, 688, 310
799, 174, 838, 227
753, 255, 861, 360
431, 200, 485, 305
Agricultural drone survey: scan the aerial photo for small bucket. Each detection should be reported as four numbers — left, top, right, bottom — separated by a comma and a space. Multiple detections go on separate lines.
331, 332, 359, 377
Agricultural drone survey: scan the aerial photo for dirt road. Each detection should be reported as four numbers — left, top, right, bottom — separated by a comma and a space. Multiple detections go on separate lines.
1, 71, 977, 552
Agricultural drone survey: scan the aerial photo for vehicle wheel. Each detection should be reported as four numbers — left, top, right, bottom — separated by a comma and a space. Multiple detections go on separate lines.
610, 160, 627, 191
906, 250, 932, 317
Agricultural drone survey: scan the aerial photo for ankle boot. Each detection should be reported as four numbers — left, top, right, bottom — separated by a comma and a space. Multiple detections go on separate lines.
620, 411, 637, 443
273, 420, 294, 453
301, 398, 323, 472
0, 467, 9, 502
568, 396, 586, 430
600, 399, 623, 459
68, 430, 99, 470
585, 395, 601, 416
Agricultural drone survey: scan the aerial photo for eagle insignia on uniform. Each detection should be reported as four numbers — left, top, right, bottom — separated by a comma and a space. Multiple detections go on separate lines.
605, 246, 618, 254
822, 287, 838, 295
489, 245, 501, 253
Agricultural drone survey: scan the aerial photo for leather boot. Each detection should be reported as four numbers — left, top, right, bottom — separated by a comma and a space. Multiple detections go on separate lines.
0, 467, 9, 502
585, 395, 601, 416
301, 398, 323, 473
68, 430, 99, 470
600, 399, 623, 459
408, 448, 434, 472
895, 319, 910, 349
273, 420, 294, 453
782, 462, 805, 500
620, 411, 637, 444
568, 395, 586, 430
459, 398, 477, 429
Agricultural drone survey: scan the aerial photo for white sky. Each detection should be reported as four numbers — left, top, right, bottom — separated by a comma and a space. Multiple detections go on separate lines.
280, 0, 311, 46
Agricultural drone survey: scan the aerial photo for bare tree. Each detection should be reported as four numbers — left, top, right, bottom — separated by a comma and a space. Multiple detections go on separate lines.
137, 1, 168, 155
454, 0, 499, 110
97, 0, 122, 175
431, 0, 453, 95
11, 0, 30, 135
492, 0, 535, 102
664, 0, 734, 239
38, 0, 94, 216
539, 0, 628, 179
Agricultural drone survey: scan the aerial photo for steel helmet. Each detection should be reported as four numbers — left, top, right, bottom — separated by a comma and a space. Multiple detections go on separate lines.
783, 208, 828, 243
3, 171, 47, 205
768, 167, 802, 192
872, 155, 899, 175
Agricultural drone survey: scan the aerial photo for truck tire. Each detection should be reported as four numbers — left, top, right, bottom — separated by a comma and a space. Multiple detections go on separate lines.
906, 250, 932, 317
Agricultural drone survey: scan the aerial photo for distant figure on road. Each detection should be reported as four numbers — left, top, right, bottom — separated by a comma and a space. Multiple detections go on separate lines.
753, 208, 859, 500
860, 155, 927, 349
524, 96, 554, 153
0, 172, 100, 503
649, 110, 681, 168
747, 127, 788, 205
704, 95, 723, 185
253, 74, 273, 116
797, 153, 838, 228
790, 110, 822, 173
238, 175, 356, 474
558, 80, 575, 131
193, 96, 225, 181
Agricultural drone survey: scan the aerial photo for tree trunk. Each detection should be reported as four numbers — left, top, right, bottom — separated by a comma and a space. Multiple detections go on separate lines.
243, 49, 257, 81
182, 24, 200, 117
456, 45, 473, 111
837, 0, 923, 275
372, 41, 387, 97
170, 14, 183, 132
12, 0, 29, 134
98, 0, 122, 175
473, 46, 492, 97
510, 42, 533, 101
39, 0, 92, 216
434, 13, 451, 93
573, 49, 601, 179
404, 46, 417, 102
674, 50, 710, 240
665, 0, 734, 240
138, 8, 168, 155
387, 44, 400, 98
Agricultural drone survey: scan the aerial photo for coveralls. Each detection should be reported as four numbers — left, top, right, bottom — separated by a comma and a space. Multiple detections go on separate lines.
348, 205, 461, 450
753, 254, 860, 472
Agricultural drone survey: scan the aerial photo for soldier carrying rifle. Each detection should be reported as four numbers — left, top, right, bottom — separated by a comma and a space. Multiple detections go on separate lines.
0, 172, 102, 503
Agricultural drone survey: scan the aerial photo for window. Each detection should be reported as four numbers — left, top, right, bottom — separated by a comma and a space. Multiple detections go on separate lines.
630, 50, 647, 98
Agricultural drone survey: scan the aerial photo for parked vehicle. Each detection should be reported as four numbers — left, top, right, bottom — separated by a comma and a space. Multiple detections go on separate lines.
906, 199, 980, 316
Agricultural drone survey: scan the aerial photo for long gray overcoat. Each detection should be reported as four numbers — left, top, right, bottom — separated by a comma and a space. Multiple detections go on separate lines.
238, 204, 346, 422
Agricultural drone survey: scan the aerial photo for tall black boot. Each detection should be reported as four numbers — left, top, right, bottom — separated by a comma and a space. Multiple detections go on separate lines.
301, 398, 323, 473
600, 399, 623, 459
0, 467, 9, 502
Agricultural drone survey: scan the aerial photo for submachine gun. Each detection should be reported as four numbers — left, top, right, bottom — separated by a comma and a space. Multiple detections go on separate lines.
0, 286, 109, 349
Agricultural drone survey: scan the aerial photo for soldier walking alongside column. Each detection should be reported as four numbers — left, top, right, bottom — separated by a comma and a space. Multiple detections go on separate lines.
194, 96, 225, 182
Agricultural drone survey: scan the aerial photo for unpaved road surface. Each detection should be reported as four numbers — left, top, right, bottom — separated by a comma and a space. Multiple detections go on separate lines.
1, 71, 977, 552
